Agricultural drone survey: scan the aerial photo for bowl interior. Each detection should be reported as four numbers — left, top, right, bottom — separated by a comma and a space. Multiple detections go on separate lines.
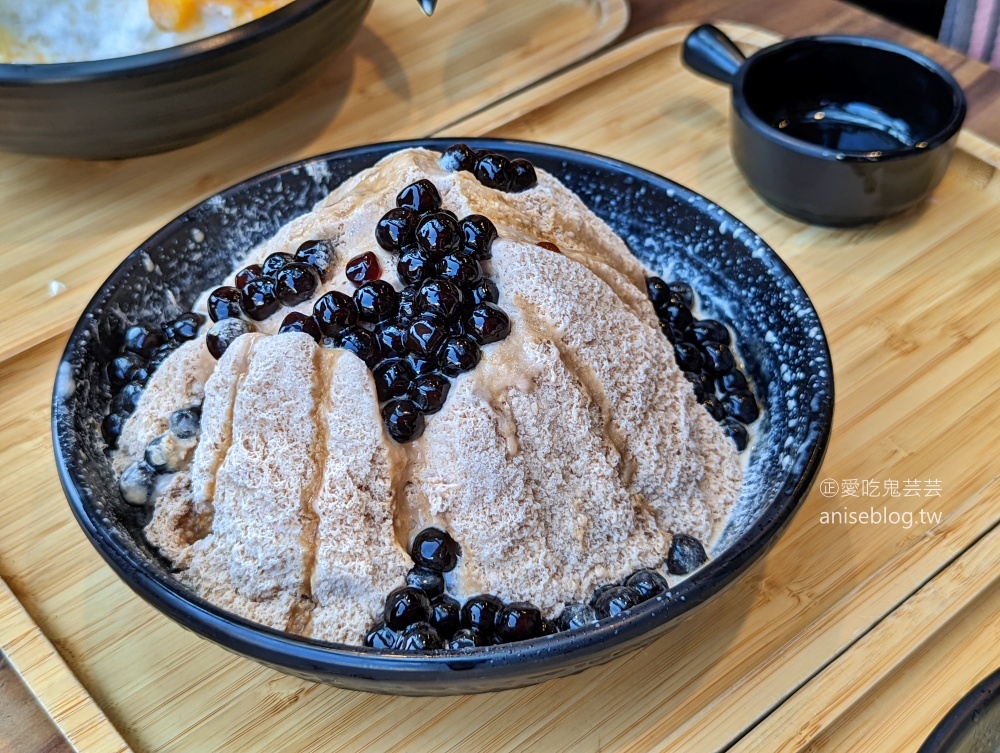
53, 138, 833, 693
743, 39, 963, 153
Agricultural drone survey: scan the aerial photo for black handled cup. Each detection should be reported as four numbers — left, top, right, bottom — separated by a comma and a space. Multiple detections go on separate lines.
682, 24, 966, 226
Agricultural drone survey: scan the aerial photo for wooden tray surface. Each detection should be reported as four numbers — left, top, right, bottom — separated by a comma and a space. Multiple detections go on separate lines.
4, 20, 1000, 753
0, 0, 627, 364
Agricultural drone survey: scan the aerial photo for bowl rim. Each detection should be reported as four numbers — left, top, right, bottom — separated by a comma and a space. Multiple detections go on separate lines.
52, 137, 834, 684
732, 34, 967, 164
0, 0, 338, 82
918, 667, 1000, 753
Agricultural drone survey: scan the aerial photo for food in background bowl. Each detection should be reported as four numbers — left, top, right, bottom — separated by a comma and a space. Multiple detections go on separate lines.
0, 0, 294, 63
101, 145, 760, 649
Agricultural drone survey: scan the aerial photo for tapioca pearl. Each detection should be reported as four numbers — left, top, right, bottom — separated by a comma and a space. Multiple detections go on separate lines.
208, 286, 244, 323
405, 566, 445, 599
465, 303, 510, 344
275, 263, 320, 306
354, 280, 399, 323
690, 319, 730, 346
415, 212, 462, 257
101, 411, 128, 446
397, 246, 435, 287
123, 324, 164, 358
440, 143, 477, 172
673, 342, 703, 372
405, 316, 448, 357
439, 336, 480, 376
162, 312, 204, 342
415, 277, 463, 320
328, 328, 380, 369
668, 281, 695, 308
474, 153, 516, 191
383, 587, 431, 631
107, 352, 146, 389
593, 586, 641, 619
666, 534, 708, 575
169, 407, 201, 440
313, 291, 357, 336
396, 179, 442, 215
119, 462, 156, 506
144, 433, 186, 473
459, 594, 504, 640
372, 320, 409, 359
376, 208, 418, 252
555, 602, 597, 631
721, 418, 749, 451
112, 381, 144, 415
363, 622, 400, 649
382, 399, 425, 443
373, 358, 415, 402
429, 594, 462, 639
240, 277, 281, 321
235, 264, 264, 290
345, 252, 382, 287
398, 621, 443, 650
510, 159, 538, 191
261, 251, 295, 278
466, 278, 499, 306
717, 370, 748, 393
409, 373, 450, 415
723, 389, 759, 423
495, 602, 543, 642
459, 214, 497, 259
437, 254, 483, 287
410, 527, 461, 572
699, 393, 726, 421
277, 311, 322, 342
624, 569, 669, 601
293, 239, 334, 281
446, 628, 480, 649
701, 341, 735, 375
206, 318, 256, 360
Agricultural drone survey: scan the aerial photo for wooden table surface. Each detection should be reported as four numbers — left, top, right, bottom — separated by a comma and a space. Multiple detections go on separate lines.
3, 0, 1000, 750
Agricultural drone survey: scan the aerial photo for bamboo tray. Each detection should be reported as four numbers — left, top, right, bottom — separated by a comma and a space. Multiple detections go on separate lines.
4, 20, 1000, 753
0, 0, 627, 364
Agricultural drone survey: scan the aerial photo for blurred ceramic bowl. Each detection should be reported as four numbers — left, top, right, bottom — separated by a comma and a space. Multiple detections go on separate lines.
0, 0, 371, 159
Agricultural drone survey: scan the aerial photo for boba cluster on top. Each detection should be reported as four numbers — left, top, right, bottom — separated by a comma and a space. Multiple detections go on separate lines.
201, 168, 518, 444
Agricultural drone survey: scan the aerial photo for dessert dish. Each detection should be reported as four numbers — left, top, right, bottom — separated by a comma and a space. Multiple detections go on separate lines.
0, 0, 293, 63
101, 145, 759, 650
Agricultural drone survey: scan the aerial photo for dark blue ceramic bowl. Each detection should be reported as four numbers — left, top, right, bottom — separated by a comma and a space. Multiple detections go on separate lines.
920, 669, 1000, 753
52, 139, 834, 695
0, 0, 371, 159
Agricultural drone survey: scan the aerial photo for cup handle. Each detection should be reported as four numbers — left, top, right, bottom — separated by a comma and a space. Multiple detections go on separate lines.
682, 24, 746, 86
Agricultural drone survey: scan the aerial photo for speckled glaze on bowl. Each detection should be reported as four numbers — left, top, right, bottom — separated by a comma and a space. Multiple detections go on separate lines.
52, 139, 834, 695
0, 0, 371, 159
920, 669, 1000, 753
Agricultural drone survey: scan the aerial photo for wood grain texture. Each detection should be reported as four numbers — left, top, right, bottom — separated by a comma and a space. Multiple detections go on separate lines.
0, 0, 627, 364
625, 0, 1000, 147
0, 580, 130, 753
729, 479, 1000, 753
4, 20, 1000, 753
0, 654, 73, 753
